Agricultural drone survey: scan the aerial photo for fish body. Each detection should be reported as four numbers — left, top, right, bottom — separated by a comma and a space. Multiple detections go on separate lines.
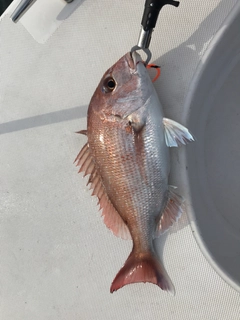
75, 52, 194, 294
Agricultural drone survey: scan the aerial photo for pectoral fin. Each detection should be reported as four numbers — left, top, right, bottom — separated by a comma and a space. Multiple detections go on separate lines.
127, 106, 147, 133
163, 118, 194, 147
74, 142, 131, 240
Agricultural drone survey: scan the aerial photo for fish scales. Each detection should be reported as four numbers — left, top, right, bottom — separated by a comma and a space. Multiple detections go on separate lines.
89, 102, 167, 250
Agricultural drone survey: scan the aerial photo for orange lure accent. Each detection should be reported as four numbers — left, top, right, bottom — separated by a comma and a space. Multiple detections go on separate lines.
146, 64, 161, 82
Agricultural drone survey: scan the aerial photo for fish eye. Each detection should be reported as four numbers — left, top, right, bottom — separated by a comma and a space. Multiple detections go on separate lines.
103, 77, 116, 93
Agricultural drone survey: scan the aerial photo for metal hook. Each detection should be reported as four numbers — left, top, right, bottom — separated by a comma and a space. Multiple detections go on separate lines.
130, 46, 152, 66
131, 0, 180, 64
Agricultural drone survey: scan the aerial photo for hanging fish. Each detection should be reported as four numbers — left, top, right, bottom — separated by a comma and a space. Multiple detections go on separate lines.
75, 52, 194, 294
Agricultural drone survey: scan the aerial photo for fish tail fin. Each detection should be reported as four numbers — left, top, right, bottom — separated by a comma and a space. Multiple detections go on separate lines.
110, 250, 175, 295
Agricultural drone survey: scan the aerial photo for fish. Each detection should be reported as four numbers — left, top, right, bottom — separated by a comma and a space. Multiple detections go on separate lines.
74, 51, 194, 294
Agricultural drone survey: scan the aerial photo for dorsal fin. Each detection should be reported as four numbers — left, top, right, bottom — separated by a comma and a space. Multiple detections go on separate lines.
155, 186, 184, 237
74, 142, 131, 240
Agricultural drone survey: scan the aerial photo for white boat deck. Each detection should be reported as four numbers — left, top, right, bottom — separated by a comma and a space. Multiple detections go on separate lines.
1, 1, 240, 319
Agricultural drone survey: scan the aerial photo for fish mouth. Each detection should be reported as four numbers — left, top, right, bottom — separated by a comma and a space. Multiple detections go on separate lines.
126, 51, 143, 72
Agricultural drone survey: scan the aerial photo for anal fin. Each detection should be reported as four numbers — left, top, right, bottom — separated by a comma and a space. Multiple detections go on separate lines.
155, 186, 184, 237
75, 142, 131, 240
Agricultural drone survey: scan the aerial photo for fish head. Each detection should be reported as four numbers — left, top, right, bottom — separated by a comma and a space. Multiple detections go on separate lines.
88, 52, 153, 121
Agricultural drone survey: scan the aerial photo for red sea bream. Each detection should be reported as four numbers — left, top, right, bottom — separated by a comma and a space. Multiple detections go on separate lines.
75, 52, 194, 294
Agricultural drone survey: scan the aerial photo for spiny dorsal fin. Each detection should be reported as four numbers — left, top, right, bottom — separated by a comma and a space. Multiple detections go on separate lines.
155, 186, 184, 237
76, 130, 87, 135
74, 142, 131, 240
